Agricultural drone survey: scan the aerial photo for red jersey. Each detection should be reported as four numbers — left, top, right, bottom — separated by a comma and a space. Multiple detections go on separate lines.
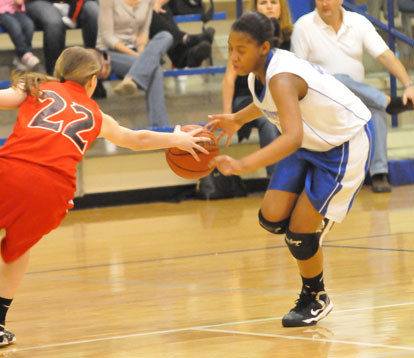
0, 80, 103, 185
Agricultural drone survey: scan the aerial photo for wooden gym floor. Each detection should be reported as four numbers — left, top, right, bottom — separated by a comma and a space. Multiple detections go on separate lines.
1, 185, 413, 357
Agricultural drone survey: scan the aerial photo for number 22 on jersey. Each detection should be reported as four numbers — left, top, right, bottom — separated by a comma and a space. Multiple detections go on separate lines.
28, 90, 95, 154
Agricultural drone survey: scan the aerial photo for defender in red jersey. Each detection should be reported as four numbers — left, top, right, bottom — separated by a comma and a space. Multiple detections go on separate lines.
0, 46, 210, 347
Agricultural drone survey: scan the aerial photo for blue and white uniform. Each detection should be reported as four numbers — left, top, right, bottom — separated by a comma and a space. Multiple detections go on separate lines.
248, 49, 373, 222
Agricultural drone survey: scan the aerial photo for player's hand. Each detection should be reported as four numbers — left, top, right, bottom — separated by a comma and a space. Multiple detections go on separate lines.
173, 125, 209, 162
206, 114, 242, 147
209, 155, 244, 176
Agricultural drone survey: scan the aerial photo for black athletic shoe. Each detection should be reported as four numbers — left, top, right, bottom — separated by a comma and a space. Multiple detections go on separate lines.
386, 97, 414, 114
0, 330, 16, 347
186, 41, 212, 67
282, 291, 333, 327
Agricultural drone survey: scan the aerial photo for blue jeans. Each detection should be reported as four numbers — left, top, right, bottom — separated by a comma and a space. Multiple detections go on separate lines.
0, 12, 35, 58
26, 0, 98, 75
334, 73, 388, 176
233, 95, 280, 177
109, 32, 173, 127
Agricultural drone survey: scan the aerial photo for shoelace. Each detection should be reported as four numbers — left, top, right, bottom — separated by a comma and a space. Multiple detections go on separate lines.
292, 291, 316, 312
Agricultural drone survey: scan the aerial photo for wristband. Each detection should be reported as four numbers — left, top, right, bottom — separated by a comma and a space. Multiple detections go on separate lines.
404, 83, 414, 89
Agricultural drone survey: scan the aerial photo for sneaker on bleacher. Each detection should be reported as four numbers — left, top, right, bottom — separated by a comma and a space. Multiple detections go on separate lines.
21, 52, 40, 70
62, 16, 77, 29
12, 57, 27, 71
53, 3, 77, 28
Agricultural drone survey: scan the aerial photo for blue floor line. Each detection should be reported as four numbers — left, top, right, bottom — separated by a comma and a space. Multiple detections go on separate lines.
26, 231, 414, 275
324, 244, 414, 252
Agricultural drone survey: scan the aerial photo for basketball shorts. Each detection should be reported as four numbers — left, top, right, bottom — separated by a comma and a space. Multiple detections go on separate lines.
0, 158, 75, 263
268, 121, 373, 223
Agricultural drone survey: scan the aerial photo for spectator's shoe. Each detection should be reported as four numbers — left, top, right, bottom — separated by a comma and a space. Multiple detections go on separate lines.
12, 57, 27, 71
21, 52, 40, 70
0, 330, 15, 347
202, 27, 215, 44
114, 77, 138, 97
53, 2, 70, 16
386, 96, 414, 114
185, 27, 215, 47
282, 290, 333, 327
371, 173, 392, 193
186, 41, 211, 68
62, 16, 77, 29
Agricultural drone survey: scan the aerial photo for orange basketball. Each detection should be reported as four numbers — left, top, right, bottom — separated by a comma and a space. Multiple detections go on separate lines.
165, 124, 220, 179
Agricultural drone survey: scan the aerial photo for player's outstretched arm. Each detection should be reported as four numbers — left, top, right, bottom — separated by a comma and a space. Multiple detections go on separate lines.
0, 87, 27, 110
99, 112, 209, 161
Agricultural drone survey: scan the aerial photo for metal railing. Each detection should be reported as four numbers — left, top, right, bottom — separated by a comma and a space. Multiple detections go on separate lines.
343, 0, 414, 127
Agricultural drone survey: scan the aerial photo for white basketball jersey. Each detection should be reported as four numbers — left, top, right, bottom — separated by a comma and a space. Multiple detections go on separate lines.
248, 49, 371, 151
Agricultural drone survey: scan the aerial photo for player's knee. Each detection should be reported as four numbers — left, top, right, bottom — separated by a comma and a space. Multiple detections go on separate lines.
258, 209, 289, 234
285, 229, 320, 260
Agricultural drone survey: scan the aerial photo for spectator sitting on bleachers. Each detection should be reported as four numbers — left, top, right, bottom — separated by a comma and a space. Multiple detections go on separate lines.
97, 0, 173, 127
25, 0, 98, 76
150, 0, 215, 68
221, 0, 293, 178
0, 0, 40, 71
291, 0, 414, 193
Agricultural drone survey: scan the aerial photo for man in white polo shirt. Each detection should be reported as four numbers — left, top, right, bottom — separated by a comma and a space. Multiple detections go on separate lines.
291, 0, 414, 193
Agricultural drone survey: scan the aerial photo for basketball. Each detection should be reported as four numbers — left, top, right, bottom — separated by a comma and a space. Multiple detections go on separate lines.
165, 124, 220, 179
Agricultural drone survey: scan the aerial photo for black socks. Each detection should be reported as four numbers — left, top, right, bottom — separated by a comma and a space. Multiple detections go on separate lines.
0, 297, 13, 330
301, 272, 325, 295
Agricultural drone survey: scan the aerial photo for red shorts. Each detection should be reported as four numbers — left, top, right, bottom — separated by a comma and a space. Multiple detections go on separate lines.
0, 158, 75, 263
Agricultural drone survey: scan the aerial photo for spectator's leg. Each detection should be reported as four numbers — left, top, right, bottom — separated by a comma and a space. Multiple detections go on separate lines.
167, 43, 188, 68
25, 0, 66, 75
125, 32, 173, 127
77, 0, 98, 48
369, 108, 389, 176
333, 74, 388, 111
149, 8, 185, 47
109, 32, 173, 127
333, 73, 390, 192
126, 31, 173, 89
0, 13, 32, 58
108, 51, 136, 79
14, 12, 35, 54
145, 66, 170, 127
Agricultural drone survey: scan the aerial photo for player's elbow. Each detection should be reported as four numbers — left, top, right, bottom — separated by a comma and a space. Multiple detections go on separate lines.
286, 132, 303, 152
130, 130, 153, 151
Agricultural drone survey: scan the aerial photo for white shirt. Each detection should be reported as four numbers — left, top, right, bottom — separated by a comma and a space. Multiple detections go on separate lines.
291, 8, 389, 82
248, 50, 371, 152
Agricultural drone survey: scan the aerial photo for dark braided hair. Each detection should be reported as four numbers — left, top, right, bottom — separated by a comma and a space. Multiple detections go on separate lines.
231, 11, 280, 49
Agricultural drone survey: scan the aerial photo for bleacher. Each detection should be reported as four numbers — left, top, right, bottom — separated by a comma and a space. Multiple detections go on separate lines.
0, 11, 228, 89
0, 0, 413, 208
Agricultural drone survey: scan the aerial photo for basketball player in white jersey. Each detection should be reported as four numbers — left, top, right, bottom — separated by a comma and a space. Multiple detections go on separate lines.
208, 11, 373, 327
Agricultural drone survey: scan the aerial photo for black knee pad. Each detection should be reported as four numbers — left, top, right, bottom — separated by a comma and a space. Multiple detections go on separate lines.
285, 229, 320, 260
258, 209, 289, 234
